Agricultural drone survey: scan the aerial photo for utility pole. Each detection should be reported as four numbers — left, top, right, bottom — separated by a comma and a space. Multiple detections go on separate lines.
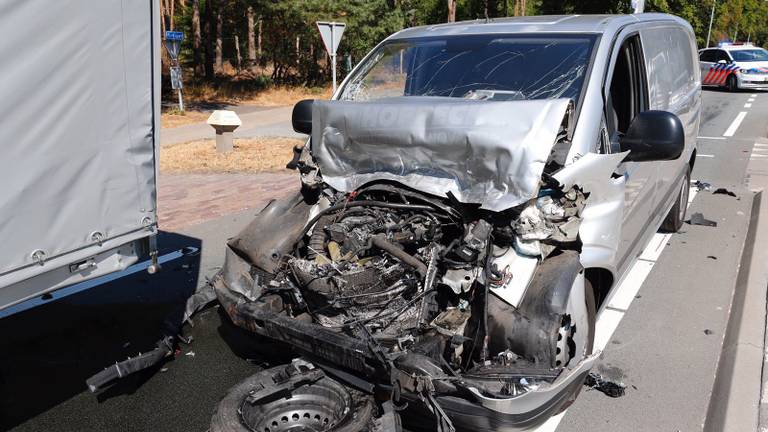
706, 0, 716, 48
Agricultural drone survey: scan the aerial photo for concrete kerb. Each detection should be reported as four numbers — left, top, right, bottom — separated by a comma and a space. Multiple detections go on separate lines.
705, 138, 768, 432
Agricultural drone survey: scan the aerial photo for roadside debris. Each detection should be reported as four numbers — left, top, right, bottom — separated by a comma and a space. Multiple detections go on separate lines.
585, 372, 627, 398
712, 188, 737, 197
687, 212, 718, 227
694, 180, 712, 191
703, 329, 714, 335
185, 351, 196, 357
707, 255, 718, 260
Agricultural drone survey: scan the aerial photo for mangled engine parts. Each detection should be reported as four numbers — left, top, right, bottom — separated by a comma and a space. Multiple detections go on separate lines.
219, 183, 589, 386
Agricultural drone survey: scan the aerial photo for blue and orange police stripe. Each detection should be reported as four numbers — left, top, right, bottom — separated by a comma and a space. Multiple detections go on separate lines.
703, 64, 739, 86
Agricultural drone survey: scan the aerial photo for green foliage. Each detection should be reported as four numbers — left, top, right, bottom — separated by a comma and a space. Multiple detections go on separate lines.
173, 0, 768, 87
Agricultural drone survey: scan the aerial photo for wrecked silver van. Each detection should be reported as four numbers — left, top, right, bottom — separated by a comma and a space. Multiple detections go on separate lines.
211, 14, 700, 432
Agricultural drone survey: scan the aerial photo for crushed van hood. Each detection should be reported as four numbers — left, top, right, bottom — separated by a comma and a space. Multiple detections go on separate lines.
311, 97, 572, 212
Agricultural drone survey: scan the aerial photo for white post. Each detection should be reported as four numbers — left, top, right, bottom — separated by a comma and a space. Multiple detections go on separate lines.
706, 1, 716, 48
177, 88, 184, 112
331, 24, 337, 94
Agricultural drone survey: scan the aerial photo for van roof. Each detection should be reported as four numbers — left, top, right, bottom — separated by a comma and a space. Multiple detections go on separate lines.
388, 14, 690, 40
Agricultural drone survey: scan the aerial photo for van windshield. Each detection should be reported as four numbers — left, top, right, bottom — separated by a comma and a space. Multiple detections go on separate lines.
339, 34, 597, 104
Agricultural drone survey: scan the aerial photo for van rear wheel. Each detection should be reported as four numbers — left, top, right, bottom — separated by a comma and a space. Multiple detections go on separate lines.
660, 166, 691, 233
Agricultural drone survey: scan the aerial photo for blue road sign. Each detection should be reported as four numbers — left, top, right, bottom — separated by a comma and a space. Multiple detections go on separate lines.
165, 31, 184, 41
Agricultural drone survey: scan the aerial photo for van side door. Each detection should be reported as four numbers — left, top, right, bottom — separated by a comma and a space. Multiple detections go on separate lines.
603, 31, 655, 274
639, 25, 699, 226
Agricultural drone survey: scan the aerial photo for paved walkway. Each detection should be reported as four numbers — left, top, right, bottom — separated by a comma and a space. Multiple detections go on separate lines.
157, 172, 298, 231
161, 105, 300, 146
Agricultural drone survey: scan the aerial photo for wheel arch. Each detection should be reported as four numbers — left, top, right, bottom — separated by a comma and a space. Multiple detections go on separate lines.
584, 267, 615, 310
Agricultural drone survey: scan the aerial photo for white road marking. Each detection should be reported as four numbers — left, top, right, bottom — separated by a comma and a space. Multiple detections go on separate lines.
751, 94, 757, 97
697, 136, 726, 140
745, 103, 753, 108
723, 111, 747, 137
696, 154, 715, 158
748, 98, 756, 102
541, 185, 698, 431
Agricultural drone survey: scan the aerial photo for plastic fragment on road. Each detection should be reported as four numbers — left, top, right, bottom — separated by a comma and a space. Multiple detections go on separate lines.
694, 180, 712, 191
585, 372, 626, 398
687, 212, 718, 227
712, 187, 737, 197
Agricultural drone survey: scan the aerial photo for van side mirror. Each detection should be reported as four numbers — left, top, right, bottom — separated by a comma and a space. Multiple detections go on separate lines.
620, 111, 684, 162
292, 99, 314, 135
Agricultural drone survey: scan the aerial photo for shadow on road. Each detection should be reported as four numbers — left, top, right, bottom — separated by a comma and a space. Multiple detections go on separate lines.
0, 231, 202, 430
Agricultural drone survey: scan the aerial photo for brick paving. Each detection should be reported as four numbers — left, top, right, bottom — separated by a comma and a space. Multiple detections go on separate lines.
157, 172, 298, 231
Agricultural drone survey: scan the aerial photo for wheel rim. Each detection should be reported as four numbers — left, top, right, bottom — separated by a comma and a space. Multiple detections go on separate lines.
239, 378, 352, 432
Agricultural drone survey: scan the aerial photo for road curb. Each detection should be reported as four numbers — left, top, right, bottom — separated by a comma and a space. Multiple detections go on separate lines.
704, 190, 766, 432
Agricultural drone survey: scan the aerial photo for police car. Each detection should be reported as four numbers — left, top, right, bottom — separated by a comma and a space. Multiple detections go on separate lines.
699, 42, 768, 91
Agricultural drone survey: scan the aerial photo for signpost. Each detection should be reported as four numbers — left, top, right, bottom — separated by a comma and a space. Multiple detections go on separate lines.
316, 21, 346, 94
164, 31, 185, 112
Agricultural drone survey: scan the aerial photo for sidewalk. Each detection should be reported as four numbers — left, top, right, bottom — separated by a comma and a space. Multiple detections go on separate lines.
706, 136, 768, 432
161, 105, 301, 146
157, 172, 298, 231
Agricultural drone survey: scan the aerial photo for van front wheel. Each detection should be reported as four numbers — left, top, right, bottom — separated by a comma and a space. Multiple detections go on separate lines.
660, 166, 691, 233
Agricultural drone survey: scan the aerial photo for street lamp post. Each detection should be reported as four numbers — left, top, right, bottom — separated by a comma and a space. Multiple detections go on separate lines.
706, 0, 716, 48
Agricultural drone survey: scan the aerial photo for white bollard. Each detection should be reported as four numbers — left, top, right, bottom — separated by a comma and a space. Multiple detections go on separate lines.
207, 110, 242, 154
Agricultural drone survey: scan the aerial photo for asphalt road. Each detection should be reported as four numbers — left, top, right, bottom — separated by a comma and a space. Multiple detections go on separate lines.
556, 88, 768, 431
1, 89, 765, 432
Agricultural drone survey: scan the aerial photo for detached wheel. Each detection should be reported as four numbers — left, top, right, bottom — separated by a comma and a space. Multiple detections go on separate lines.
726, 74, 738, 92
660, 166, 691, 233
211, 364, 374, 432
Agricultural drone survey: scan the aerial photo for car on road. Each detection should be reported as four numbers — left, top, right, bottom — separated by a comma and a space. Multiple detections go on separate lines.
699, 43, 768, 91
210, 14, 700, 432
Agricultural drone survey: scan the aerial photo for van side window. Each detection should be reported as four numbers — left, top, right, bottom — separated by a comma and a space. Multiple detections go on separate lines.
606, 35, 648, 144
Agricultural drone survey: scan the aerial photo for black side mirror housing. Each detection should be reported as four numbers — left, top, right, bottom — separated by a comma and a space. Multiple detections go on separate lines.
620, 110, 684, 162
292, 99, 314, 135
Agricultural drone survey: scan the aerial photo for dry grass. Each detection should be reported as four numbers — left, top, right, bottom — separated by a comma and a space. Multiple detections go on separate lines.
161, 110, 210, 129
240, 86, 332, 106
160, 137, 303, 173
183, 82, 331, 106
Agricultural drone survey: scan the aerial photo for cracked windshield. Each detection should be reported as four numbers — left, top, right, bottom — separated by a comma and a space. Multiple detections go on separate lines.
340, 34, 596, 103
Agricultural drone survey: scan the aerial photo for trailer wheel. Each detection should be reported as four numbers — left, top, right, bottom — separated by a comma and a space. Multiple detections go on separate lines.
210, 364, 375, 432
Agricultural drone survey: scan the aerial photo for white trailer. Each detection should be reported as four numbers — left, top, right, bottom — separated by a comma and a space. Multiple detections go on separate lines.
0, 0, 161, 311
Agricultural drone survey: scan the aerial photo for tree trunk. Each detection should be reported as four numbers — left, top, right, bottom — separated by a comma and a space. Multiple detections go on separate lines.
203, 0, 214, 78
160, 0, 167, 35
235, 35, 242, 71
296, 35, 301, 69
190, 0, 201, 75
169, 0, 174, 30
215, 6, 223, 72
247, 6, 256, 66
521, 0, 526, 16
192, 0, 201, 50
258, 17, 263, 57
447, 0, 457, 22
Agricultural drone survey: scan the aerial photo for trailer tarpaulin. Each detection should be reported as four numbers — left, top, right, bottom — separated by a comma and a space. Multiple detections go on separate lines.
0, 1, 158, 302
